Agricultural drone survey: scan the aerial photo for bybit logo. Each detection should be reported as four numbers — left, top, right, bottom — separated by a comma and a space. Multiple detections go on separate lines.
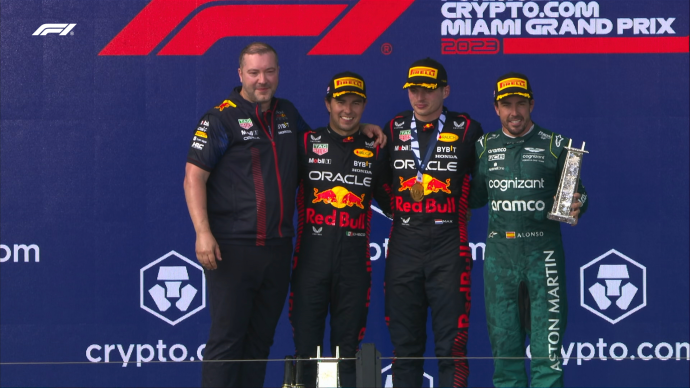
140, 251, 206, 326
580, 249, 646, 324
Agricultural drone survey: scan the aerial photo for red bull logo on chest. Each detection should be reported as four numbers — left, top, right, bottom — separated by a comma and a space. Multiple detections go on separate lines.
312, 186, 365, 209
399, 174, 451, 195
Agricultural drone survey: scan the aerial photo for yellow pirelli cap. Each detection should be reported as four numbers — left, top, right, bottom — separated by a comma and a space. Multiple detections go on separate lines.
494, 72, 533, 101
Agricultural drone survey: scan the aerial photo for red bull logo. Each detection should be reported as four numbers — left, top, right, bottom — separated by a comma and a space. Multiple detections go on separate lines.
215, 99, 236, 111
423, 123, 434, 131
313, 186, 365, 209
306, 208, 367, 229
398, 174, 451, 195
395, 196, 457, 214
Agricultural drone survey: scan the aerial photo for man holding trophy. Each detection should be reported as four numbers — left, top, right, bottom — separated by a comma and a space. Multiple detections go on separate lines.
469, 72, 588, 387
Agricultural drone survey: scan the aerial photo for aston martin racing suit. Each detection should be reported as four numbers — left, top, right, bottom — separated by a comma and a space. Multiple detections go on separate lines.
469, 124, 588, 387
290, 127, 391, 388
384, 109, 482, 387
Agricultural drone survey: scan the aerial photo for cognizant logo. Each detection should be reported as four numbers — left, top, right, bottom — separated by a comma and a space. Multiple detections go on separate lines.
489, 178, 545, 191
100, 0, 416, 56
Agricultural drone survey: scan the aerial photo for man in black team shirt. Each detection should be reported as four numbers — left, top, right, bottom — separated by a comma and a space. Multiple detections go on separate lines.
383, 58, 483, 387
184, 43, 385, 387
290, 71, 391, 388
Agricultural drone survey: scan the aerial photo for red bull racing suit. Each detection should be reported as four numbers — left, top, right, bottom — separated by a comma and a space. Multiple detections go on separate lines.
290, 126, 391, 388
469, 125, 588, 387
384, 109, 483, 387
187, 87, 309, 387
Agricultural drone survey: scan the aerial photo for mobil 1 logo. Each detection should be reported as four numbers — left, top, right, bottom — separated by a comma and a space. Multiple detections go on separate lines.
140, 251, 206, 326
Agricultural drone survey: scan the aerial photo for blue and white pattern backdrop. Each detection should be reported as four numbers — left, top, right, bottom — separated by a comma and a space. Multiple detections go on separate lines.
1, 1, 688, 387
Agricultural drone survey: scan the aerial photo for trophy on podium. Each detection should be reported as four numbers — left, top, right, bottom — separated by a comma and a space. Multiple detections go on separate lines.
547, 139, 588, 225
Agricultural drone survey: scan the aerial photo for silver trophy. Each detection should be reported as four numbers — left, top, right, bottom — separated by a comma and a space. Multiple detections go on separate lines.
547, 139, 588, 225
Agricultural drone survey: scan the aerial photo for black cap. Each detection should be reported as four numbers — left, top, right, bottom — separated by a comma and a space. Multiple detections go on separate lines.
326, 71, 366, 100
403, 58, 448, 89
494, 72, 533, 101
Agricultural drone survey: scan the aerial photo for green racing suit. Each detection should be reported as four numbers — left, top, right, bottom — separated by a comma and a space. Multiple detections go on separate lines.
469, 124, 588, 387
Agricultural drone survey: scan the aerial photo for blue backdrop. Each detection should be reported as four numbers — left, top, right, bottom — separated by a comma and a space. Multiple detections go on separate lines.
1, 0, 688, 387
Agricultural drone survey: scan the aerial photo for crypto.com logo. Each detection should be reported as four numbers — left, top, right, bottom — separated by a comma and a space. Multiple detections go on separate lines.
140, 251, 206, 326
580, 249, 646, 324
99, 0, 416, 56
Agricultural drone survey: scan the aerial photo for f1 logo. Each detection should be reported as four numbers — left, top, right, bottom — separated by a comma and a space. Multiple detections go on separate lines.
33, 23, 76, 36
100, 0, 415, 56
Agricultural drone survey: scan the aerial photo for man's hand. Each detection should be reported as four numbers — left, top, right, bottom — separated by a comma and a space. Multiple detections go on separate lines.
184, 162, 221, 269
360, 123, 387, 147
196, 230, 222, 270
569, 192, 584, 226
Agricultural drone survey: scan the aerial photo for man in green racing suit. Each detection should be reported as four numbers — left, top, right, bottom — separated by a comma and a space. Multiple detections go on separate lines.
469, 72, 588, 387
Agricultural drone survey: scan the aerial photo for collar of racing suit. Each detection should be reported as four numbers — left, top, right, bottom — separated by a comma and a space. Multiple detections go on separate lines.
325, 125, 362, 143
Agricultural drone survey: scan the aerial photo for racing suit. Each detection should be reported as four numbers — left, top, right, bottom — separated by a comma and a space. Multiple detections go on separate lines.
469, 124, 588, 387
384, 109, 482, 387
290, 127, 391, 388
187, 87, 309, 387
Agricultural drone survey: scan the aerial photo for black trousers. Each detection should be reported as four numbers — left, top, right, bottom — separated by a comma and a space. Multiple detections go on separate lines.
201, 242, 293, 388
385, 226, 473, 388
290, 246, 371, 388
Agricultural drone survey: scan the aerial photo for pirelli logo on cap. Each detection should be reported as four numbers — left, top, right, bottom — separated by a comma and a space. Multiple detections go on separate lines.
498, 78, 527, 91
334, 77, 364, 90
409, 66, 438, 79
